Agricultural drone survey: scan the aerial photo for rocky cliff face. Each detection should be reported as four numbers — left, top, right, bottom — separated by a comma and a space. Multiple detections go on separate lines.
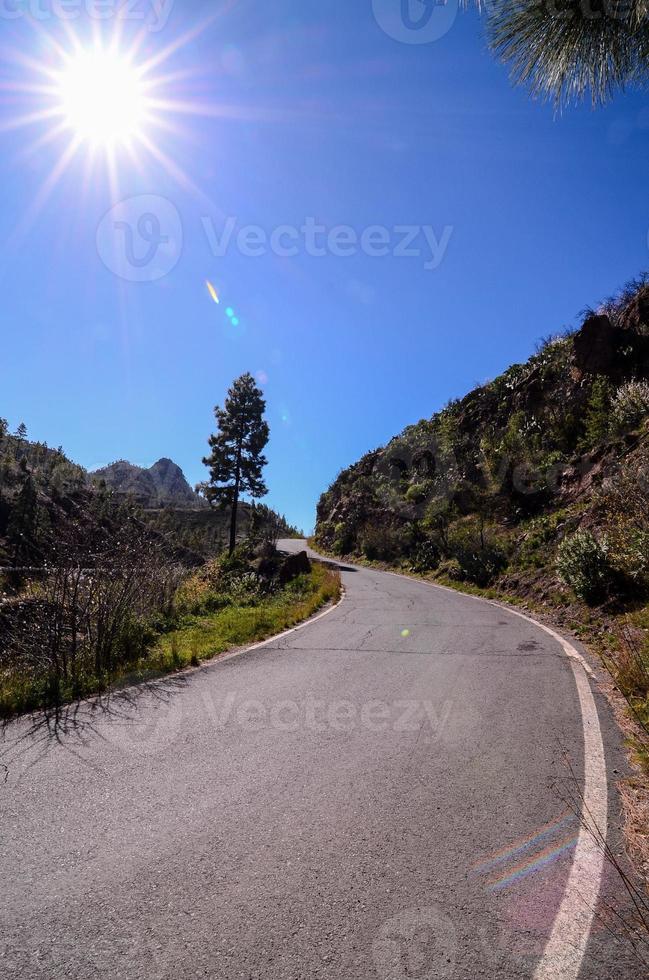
92, 458, 204, 509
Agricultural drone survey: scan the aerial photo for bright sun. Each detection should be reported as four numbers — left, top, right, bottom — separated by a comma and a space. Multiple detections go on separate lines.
55, 49, 146, 148
5, 23, 220, 224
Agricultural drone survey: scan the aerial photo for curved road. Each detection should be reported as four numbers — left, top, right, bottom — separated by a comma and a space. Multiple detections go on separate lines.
0, 541, 638, 978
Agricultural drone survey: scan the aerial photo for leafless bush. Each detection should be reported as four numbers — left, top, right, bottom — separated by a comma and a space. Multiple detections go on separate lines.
3, 517, 183, 697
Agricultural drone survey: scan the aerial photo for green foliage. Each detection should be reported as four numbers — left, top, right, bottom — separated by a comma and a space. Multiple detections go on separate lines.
581, 377, 613, 448
446, 519, 508, 587
437, 558, 464, 582
359, 524, 405, 562
556, 531, 615, 603
422, 497, 457, 553
6, 473, 40, 562
332, 521, 355, 556
594, 450, 649, 591
409, 539, 441, 573
515, 508, 577, 570
405, 483, 428, 504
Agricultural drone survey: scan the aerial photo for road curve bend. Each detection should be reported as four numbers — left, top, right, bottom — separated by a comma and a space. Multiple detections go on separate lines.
0, 540, 637, 979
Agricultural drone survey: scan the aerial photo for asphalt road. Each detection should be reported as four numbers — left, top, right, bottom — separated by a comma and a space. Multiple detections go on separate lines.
0, 541, 640, 979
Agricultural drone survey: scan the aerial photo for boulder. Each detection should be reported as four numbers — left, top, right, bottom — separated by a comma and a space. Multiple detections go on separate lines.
279, 550, 311, 584
251, 555, 280, 580
573, 315, 621, 377
573, 314, 649, 381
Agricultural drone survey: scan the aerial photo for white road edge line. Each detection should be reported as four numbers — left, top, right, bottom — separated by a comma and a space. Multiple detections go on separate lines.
479, 596, 607, 980
331, 556, 608, 980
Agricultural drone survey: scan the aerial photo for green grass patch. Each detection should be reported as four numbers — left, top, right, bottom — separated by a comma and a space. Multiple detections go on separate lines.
0, 563, 341, 718
149, 563, 340, 671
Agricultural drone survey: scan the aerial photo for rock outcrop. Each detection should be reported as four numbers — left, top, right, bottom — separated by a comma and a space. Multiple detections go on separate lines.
92, 458, 203, 509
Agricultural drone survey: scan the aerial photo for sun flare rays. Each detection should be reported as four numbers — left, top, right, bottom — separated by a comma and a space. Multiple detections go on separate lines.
0, 18, 221, 231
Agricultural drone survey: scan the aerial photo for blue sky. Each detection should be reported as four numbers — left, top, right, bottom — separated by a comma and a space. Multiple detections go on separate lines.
1, 1, 648, 532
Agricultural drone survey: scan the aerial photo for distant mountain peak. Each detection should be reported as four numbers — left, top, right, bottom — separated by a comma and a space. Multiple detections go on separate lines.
92, 457, 202, 509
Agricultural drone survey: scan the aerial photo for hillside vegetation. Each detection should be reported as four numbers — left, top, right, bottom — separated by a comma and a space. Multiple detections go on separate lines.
0, 432, 297, 570
316, 277, 649, 745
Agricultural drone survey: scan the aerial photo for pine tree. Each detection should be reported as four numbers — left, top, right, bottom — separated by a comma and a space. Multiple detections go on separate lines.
7, 473, 39, 564
487, 0, 648, 107
202, 373, 269, 554
15, 422, 27, 441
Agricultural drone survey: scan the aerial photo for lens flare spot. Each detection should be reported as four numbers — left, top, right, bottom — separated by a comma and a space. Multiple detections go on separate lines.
225, 306, 234, 318
401, 629, 411, 638
231, 316, 239, 326
206, 280, 219, 304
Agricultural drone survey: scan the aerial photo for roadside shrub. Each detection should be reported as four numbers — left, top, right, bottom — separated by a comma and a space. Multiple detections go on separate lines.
556, 531, 615, 603
437, 558, 464, 581
613, 381, 649, 430
360, 525, 403, 561
216, 543, 254, 580
446, 520, 508, 587
409, 539, 441, 573
454, 545, 507, 587
332, 521, 355, 556
604, 519, 649, 590
516, 509, 576, 570
226, 571, 267, 601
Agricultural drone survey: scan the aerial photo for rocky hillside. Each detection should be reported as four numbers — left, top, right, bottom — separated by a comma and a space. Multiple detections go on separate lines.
0, 431, 298, 570
316, 277, 649, 605
92, 458, 204, 509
